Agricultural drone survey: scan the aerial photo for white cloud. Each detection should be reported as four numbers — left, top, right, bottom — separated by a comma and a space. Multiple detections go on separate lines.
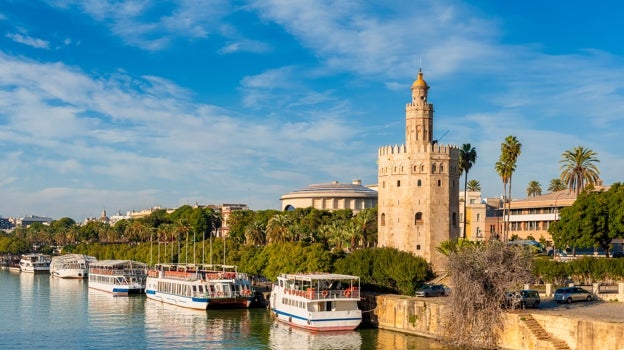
0, 52, 368, 219
49, 0, 230, 51
6, 32, 50, 49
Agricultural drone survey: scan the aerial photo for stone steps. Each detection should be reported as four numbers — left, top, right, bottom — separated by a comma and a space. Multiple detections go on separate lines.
520, 314, 571, 350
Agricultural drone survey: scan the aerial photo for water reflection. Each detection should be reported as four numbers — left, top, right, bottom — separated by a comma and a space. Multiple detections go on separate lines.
373, 328, 457, 350
268, 320, 362, 350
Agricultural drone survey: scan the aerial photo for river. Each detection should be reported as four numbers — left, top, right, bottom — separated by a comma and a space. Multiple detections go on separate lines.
0, 270, 454, 349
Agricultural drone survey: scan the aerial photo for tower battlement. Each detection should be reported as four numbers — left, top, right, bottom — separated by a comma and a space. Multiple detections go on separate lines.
378, 143, 458, 156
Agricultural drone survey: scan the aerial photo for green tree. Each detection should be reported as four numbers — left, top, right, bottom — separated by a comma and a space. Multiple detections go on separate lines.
459, 143, 477, 239
548, 178, 567, 193
559, 146, 600, 197
551, 183, 624, 257
466, 179, 481, 191
526, 180, 542, 197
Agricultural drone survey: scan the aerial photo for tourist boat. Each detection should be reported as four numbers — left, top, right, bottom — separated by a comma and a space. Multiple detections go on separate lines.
88, 260, 147, 296
202, 264, 254, 308
269, 273, 362, 331
19, 253, 51, 273
145, 263, 211, 310
145, 263, 254, 309
50, 254, 97, 278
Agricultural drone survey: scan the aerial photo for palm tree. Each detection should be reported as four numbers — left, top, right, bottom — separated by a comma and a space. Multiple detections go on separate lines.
244, 221, 266, 246
499, 136, 522, 242
547, 178, 567, 193
266, 213, 292, 243
353, 208, 376, 249
466, 179, 481, 191
559, 146, 600, 196
526, 180, 542, 197
459, 143, 477, 238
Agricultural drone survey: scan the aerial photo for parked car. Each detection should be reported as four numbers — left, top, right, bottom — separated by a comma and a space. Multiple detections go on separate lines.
553, 287, 595, 304
505, 290, 541, 309
415, 284, 450, 297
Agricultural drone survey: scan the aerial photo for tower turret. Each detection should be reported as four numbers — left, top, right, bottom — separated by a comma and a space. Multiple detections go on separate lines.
405, 69, 433, 148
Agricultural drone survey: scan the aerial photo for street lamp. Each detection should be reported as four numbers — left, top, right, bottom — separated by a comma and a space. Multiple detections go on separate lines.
552, 191, 568, 258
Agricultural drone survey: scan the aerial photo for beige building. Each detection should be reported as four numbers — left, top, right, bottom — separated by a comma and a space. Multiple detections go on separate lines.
377, 70, 460, 270
459, 191, 487, 241
280, 180, 377, 213
505, 190, 578, 243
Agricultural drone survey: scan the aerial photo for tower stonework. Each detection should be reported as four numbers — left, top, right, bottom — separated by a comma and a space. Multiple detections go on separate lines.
377, 71, 460, 271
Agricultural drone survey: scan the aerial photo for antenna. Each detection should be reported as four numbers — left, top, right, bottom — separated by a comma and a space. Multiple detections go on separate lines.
432, 130, 449, 145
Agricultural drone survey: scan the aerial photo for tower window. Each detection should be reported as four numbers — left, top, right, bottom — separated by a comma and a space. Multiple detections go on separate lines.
440, 164, 444, 173
432, 164, 437, 173
413, 165, 417, 172
381, 213, 386, 226
417, 179, 422, 187
415, 212, 423, 224
397, 180, 401, 187
438, 180, 441, 186
416, 244, 421, 250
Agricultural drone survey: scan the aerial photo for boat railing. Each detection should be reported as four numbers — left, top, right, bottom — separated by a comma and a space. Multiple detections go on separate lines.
204, 272, 237, 280
208, 288, 253, 298
284, 287, 360, 300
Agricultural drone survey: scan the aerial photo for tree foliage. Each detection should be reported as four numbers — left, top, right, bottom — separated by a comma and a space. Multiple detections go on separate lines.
334, 247, 433, 295
459, 143, 477, 238
559, 145, 600, 196
548, 178, 567, 193
550, 183, 624, 256
526, 180, 542, 197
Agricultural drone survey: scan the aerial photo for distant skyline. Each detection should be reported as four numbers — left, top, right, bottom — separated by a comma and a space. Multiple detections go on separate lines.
1, 1, 622, 221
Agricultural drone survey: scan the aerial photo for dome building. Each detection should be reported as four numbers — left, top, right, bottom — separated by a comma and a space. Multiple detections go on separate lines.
280, 180, 377, 212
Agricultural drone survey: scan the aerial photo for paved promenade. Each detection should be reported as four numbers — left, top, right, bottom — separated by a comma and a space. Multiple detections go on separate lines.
531, 298, 624, 322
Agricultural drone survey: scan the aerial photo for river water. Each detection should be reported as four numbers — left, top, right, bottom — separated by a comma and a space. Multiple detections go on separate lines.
0, 270, 454, 349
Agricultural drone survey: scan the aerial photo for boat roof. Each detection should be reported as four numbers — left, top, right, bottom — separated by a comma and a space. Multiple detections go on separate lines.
51, 254, 97, 262
90, 260, 146, 268
278, 273, 359, 281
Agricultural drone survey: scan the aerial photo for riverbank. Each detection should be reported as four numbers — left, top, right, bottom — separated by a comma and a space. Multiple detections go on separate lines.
370, 294, 624, 350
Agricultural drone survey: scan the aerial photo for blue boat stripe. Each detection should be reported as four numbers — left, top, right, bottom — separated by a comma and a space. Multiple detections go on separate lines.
272, 309, 360, 322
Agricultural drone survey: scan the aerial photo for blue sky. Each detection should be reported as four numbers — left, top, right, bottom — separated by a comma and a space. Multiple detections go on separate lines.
1, 1, 622, 221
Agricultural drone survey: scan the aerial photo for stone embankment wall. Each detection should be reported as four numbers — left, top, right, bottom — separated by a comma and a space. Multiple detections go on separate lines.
373, 294, 624, 350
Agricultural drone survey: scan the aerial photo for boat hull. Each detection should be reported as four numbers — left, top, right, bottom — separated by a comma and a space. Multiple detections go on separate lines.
145, 289, 209, 310
88, 281, 144, 296
272, 308, 362, 332
51, 269, 89, 279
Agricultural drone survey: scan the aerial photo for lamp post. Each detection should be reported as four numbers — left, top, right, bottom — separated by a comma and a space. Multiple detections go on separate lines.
552, 191, 567, 258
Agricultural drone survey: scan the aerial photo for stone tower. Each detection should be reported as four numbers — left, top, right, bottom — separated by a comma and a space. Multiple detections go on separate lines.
377, 70, 460, 271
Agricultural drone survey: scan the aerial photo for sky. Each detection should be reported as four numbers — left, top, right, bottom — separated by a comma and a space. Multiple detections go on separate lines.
0, 0, 623, 221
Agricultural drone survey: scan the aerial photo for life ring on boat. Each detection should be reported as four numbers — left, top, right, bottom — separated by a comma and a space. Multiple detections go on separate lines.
343, 290, 351, 297
321, 290, 328, 298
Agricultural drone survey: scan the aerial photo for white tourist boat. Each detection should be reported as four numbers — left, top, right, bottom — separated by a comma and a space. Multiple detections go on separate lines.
19, 253, 51, 273
88, 260, 147, 296
145, 264, 211, 310
270, 273, 362, 332
145, 263, 254, 309
50, 254, 97, 278
202, 264, 254, 308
